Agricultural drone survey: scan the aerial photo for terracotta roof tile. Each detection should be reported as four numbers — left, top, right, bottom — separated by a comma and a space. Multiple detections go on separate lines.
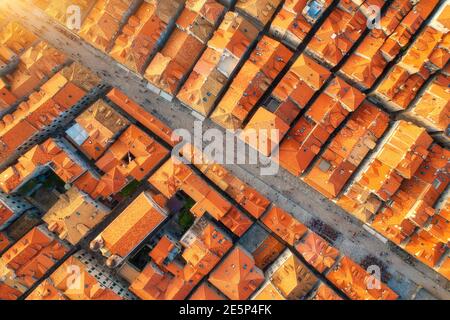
209, 246, 264, 300
91, 191, 168, 260
312, 283, 343, 300
189, 282, 226, 300
305, 102, 389, 199
44, 187, 111, 245
268, 249, 318, 299
0, 225, 70, 291
327, 256, 398, 300
251, 280, 285, 300
211, 36, 292, 131
236, 0, 282, 27
26, 255, 124, 300
261, 206, 308, 245
79, 0, 133, 52
270, 0, 334, 48
296, 232, 340, 273
110, 1, 175, 73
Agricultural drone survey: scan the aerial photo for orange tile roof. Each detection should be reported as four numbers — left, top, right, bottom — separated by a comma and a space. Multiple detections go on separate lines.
312, 283, 343, 300
192, 160, 271, 219
181, 215, 233, 259
296, 232, 340, 273
142, 221, 234, 299
272, 53, 331, 106
106, 88, 179, 147
211, 36, 292, 131
0, 80, 17, 111
0, 231, 10, 252
84, 168, 128, 199
47, 142, 87, 183
148, 157, 195, 199
79, 0, 132, 52
306, 87, 354, 128
110, 1, 171, 73
304, 102, 389, 199
0, 138, 86, 193
43, 187, 111, 245
0, 72, 86, 164
129, 261, 173, 300
209, 246, 264, 300
71, 170, 100, 198
404, 73, 450, 133
177, 0, 225, 44
69, 99, 129, 160
323, 76, 366, 111
327, 256, 398, 300
433, 2, 450, 29
0, 142, 52, 193
210, 63, 262, 131
145, 26, 205, 96
241, 107, 290, 156
400, 27, 446, 74
220, 207, 253, 237
24, 279, 68, 300
306, 2, 367, 67
182, 240, 222, 280
426, 215, 450, 246
438, 256, 450, 280
91, 191, 168, 261
0, 204, 14, 228
26, 255, 124, 300
348, 0, 439, 88
404, 230, 445, 268
374, 3, 449, 111
277, 76, 364, 176
236, 0, 282, 27
374, 65, 428, 111
0, 225, 70, 290
0, 45, 16, 65
340, 35, 388, 89
149, 157, 250, 236
270, 0, 334, 48
189, 282, 226, 300
277, 117, 329, 176
251, 232, 285, 270
337, 187, 378, 224
176, 47, 226, 114
163, 274, 197, 300
338, 121, 438, 224
339, 0, 438, 89
208, 11, 259, 58
370, 196, 422, 245
33, 0, 93, 25
59, 62, 102, 92
0, 281, 23, 300
130, 250, 201, 301
370, 144, 449, 244
0, 21, 37, 54
261, 206, 308, 245
182, 175, 230, 220
252, 280, 285, 300
353, 121, 433, 203
268, 249, 318, 299
177, 12, 259, 115
149, 235, 179, 267
273, 99, 301, 125
436, 198, 450, 222
95, 124, 169, 181
6, 41, 67, 98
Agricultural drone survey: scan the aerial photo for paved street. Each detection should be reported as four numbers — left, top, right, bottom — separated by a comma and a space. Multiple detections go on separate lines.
8, 2, 449, 299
